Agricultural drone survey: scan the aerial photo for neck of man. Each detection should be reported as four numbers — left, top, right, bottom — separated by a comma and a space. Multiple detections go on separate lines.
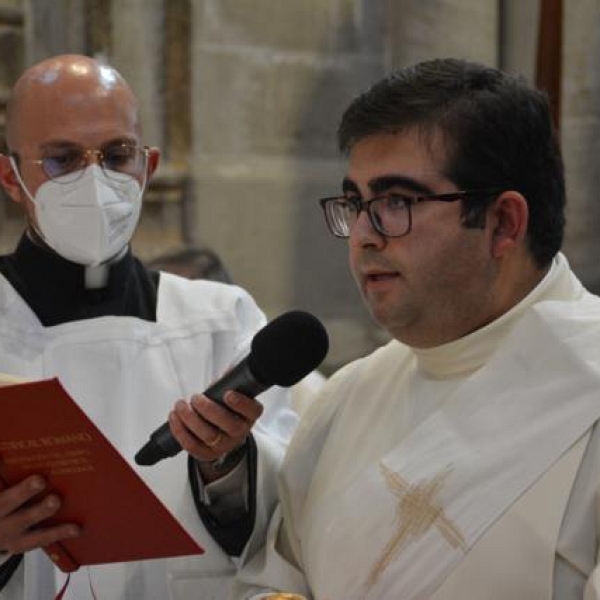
396, 254, 551, 349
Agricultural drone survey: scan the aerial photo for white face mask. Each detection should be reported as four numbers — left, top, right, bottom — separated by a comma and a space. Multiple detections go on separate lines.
12, 162, 144, 266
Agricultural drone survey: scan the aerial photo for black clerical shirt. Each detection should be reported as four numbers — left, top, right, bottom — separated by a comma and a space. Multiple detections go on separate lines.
0, 235, 159, 326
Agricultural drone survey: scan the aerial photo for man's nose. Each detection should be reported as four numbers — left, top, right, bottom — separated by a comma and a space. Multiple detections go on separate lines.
349, 209, 385, 248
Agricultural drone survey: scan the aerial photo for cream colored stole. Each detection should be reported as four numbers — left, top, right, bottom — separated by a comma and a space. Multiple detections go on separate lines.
310, 304, 600, 600
430, 431, 589, 599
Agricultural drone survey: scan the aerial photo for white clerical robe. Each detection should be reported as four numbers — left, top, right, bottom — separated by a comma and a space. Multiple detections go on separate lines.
0, 271, 297, 600
234, 253, 600, 600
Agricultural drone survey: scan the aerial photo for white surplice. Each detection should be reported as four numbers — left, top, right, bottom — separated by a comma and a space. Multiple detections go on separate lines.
235, 253, 600, 600
0, 272, 297, 600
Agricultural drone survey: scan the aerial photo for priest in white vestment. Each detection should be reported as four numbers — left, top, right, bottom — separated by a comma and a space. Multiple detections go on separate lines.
233, 59, 600, 600
0, 55, 301, 600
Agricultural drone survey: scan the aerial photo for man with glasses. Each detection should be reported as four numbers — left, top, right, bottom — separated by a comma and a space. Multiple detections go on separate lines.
234, 59, 600, 599
0, 55, 297, 599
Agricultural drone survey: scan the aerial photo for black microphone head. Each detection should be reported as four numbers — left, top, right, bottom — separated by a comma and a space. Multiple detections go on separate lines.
248, 311, 329, 387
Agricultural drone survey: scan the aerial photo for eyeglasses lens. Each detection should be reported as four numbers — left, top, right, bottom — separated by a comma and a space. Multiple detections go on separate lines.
42, 150, 83, 180
325, 196, 410, 237
103, 145, 144, 176
42, 144, 145, 182
372, 196, 409, 236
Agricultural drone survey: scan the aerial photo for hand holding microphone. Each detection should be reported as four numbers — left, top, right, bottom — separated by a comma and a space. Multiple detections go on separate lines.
135, 311, 329, 467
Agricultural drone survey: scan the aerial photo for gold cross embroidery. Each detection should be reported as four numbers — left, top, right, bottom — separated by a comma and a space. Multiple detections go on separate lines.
367, 463, 468, 588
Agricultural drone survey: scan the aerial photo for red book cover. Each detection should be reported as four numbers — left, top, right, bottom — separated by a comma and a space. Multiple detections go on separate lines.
0, 377, 203, 572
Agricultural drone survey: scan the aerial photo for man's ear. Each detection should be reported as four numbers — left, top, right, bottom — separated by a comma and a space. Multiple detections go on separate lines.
145, 147, 160, 180
0, 154, 24, 204
488, 191, 529, 258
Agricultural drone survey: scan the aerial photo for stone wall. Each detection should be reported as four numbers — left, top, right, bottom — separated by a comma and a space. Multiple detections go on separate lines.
189, 0, 388, 369
0, 0, 598, 370
561, 0, 600, 293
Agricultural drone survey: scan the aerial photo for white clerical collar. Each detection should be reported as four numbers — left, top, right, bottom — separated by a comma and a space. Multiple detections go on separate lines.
412, 253, 585, 379
83, 245, 129, 289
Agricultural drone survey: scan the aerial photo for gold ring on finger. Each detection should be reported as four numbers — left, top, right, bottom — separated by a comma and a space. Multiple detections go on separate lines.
205, 431, 222, 448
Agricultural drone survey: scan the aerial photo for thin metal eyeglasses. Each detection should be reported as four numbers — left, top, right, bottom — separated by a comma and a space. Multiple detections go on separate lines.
318, 189, 504, 238
11, 142, 150, 184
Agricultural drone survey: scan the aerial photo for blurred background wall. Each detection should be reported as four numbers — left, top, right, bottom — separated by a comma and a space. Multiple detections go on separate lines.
0, 0, 596, 373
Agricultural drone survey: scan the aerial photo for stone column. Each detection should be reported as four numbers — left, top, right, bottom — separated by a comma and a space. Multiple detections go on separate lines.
109, 0, 164, 149
500, 0, 539, 79
499, 0, 600, 292
385, 0, 499, 69
0, 0, 24, 254
109, 0, 193, 256
23, 0, 86, 65
561, 0, 600, 292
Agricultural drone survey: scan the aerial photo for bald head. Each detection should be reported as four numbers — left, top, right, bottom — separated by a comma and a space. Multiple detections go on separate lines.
6, 54, 141, 151
0, 53, 159, 228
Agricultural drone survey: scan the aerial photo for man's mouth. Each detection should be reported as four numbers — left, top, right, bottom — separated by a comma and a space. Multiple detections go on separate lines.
364, 271, 399, 285
367, 272, 397, 281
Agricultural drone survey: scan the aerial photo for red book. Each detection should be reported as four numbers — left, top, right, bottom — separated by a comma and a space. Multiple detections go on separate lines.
0, 376, 203, 572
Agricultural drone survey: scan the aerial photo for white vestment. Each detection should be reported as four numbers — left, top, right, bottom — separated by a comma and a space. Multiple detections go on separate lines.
235, 254, 600, 600
0, 271, 297, 600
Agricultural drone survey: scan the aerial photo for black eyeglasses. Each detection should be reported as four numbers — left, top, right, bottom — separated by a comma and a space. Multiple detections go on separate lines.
318, 189, 504, 238
12, 142, 149, 184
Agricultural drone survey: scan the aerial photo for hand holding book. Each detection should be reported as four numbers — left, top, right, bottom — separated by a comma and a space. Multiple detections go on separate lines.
0, 473, 81, 561
0, 374, 82, 562
0, 375, 203, 572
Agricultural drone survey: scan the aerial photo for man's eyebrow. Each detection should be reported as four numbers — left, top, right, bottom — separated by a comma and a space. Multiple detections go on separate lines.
342, 178, 359, 194
341, 175, 434, 197
39, 140, 81, 151
39, 137, 138, 151
369, 175, 433, 196
101, 137, 139, 147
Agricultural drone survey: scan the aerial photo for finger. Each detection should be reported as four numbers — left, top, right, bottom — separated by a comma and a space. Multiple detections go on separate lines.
6, 521, 80, 554
191, 392, 263, 430
169, 410, 222, 461
0, 476, 47, 519
189, 394, 255, 444
222, 391, 264, 423
173, 399, 223, 445
1, 493, 60, 540
0, 494, 78, 553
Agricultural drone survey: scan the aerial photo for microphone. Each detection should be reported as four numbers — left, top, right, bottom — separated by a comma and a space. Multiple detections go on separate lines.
134, 310, 329, 466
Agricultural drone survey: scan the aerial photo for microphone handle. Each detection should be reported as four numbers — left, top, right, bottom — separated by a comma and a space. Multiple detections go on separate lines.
148, 422, 181, 459
204, 359, 269, 405
147, 359, 269, 460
